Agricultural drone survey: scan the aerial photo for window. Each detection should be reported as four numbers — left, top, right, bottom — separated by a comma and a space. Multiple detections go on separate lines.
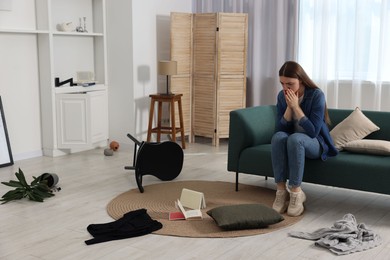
298, 0, 390, 81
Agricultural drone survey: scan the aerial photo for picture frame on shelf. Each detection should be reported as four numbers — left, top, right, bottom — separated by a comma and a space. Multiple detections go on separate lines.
0, 96, 13, 168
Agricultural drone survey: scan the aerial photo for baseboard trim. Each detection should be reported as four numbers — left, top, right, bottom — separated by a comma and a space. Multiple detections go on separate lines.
12, 150, 43, 161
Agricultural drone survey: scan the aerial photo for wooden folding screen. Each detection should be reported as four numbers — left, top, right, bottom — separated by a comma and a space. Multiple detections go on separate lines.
170, 12, 247, 146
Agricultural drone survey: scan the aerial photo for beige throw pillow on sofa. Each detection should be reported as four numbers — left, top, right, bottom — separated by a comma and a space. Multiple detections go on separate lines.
330, 107, 380, 150
343, 139, 390, 155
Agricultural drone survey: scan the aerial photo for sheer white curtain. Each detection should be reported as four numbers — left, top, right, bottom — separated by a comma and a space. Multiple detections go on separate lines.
298, 0, 390, 111
193, 0, 299, 106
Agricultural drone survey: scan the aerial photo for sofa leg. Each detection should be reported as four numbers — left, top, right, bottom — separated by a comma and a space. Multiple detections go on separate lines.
236, 172, 239, 191
265, 176, 268, 181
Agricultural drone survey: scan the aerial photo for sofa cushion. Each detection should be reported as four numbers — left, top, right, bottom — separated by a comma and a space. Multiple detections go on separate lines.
343, 139, 390, 156
207, 203, 284, 230
330, 107, 380, 150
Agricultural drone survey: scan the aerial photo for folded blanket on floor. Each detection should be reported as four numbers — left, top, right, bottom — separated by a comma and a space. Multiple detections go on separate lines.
288, 213, 381, 255
85, 208, 163, 245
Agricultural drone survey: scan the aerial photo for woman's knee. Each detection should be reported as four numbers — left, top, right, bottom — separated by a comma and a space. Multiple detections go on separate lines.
287, 133, 305, 147
271, 131, 288, 144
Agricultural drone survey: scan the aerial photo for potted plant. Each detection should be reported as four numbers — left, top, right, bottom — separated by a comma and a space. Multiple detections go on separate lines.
1, 168, 58, 204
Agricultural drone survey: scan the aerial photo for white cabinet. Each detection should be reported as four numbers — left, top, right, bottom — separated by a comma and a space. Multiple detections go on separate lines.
56, 91, 108, 149
0, 0, 108, 156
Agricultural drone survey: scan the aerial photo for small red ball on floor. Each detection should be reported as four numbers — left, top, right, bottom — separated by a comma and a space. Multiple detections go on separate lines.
110, 141, 119, 151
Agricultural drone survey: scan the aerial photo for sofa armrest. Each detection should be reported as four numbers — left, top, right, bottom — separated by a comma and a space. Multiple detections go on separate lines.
227, 105, 277, 172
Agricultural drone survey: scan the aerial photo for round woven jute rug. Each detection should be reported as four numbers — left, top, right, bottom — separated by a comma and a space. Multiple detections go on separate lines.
106, 180, 303, 238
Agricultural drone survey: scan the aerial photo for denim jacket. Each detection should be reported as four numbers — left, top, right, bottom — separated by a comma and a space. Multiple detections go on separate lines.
276, 87, 338, 160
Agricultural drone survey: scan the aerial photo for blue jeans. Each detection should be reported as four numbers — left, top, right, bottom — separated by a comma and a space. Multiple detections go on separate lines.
271, 131, 321, 187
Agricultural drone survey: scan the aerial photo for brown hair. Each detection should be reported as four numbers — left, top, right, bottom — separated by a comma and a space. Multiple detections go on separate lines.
279, 61, 331, 125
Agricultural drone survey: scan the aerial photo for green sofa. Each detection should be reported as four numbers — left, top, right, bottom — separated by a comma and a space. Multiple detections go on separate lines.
228, 105, 390, 194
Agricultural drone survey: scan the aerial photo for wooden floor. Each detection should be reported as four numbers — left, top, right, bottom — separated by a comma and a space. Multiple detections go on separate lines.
1, 138, 390, 260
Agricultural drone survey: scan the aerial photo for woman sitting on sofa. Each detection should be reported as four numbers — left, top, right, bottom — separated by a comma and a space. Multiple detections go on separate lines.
271, 61, 338, 217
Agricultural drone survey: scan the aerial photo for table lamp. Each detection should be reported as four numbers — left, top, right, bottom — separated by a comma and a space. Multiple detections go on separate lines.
158, 60, 177, 95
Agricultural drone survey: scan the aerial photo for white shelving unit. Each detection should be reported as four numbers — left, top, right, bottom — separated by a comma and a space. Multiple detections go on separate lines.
0, 0, 108, 156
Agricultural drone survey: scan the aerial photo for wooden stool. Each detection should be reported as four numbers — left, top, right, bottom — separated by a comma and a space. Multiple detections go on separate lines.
147, 94, 186, 149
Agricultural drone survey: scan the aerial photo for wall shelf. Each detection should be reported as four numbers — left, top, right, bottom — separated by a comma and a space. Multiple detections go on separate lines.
0, 29, 49, 34
54, 84, 107, 94
4, 0, 108, 156
53, 31, 104, 37
0, 0, 108, 157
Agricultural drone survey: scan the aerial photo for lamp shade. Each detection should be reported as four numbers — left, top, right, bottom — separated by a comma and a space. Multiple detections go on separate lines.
158, 60, 177, 75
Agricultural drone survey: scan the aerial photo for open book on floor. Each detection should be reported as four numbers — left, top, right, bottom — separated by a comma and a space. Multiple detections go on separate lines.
169, 188, 206, 221
169, 200, 203, 220
179, 188, 206, 210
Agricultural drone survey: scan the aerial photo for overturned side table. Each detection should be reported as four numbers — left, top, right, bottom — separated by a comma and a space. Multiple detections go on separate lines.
147, 94, 186, 149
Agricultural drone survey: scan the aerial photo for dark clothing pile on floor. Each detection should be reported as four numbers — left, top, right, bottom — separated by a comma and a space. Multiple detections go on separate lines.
85, 208, 162, 245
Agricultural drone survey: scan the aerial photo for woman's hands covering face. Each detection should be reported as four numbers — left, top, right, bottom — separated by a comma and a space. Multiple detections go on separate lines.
284, 88, 299, 109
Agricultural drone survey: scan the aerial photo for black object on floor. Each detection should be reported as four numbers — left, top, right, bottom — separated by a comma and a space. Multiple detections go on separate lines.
124, 133, 184, 193
85, 208, 162, 245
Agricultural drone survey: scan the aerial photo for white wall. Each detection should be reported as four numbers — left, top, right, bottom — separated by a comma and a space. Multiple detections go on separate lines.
106, 0, 134, 146
0, 2, 42, 161
107, 0, 192, 146
0, 0, 192, 161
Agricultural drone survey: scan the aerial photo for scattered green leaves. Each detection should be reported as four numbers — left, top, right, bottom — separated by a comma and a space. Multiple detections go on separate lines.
1, 168, 55, 204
